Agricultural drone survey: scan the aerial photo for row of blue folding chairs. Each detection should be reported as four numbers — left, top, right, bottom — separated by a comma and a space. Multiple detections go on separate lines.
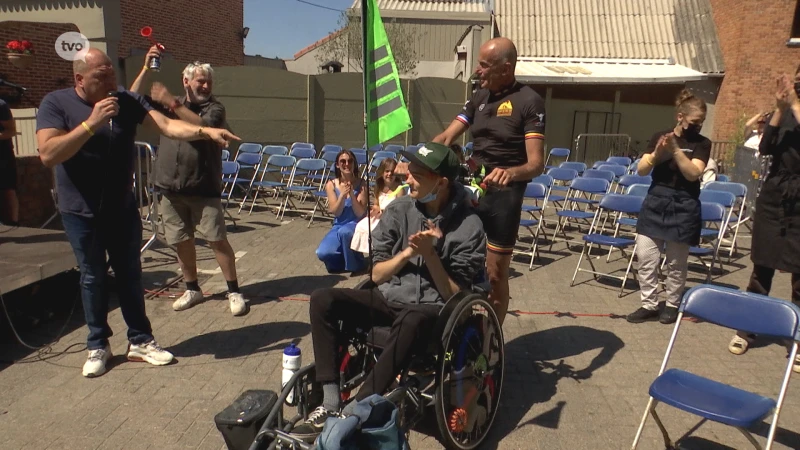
513, 171, 653, 270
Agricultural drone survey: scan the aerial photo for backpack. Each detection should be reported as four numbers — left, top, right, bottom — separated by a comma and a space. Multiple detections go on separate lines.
316, 394, 410, 450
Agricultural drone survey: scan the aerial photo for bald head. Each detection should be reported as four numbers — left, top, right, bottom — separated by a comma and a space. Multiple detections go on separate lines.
475, 37, 518, 92
73, 48, 112, 75
482, 37, 517, 69
73, 47, 118, 104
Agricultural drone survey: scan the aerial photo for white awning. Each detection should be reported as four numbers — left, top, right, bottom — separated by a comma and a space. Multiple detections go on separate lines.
515, 57, 708, 84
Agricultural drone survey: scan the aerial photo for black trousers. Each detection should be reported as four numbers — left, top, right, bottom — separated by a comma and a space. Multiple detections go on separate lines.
747, 264, 800, 305
309, 287, 440, 401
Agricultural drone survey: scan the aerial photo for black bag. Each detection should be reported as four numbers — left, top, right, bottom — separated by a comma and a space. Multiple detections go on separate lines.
214, 389, 278, 450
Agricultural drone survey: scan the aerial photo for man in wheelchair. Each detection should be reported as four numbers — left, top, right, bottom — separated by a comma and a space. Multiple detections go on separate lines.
292, 142, 487, 441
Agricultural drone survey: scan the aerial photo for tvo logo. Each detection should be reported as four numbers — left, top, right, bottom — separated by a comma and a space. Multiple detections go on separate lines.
55, 32, 90, 61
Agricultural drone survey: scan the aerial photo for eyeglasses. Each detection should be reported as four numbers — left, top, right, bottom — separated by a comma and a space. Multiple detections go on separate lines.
338, 159, 353, 165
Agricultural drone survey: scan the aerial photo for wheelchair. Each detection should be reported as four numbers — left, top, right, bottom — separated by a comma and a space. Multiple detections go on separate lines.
247, 279, 505, 450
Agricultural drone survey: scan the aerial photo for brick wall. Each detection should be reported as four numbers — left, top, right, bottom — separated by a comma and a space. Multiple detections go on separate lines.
0, 21, 77, 108
0, 22, 76, 226
16, 156, 55, 227
710, 0, 800, 141
117, 0, 244, 67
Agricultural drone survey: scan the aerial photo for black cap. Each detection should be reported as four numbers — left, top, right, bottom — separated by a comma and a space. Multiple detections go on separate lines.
400, 142, 461, 181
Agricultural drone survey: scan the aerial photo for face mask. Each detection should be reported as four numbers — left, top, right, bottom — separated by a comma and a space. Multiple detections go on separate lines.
794, 81, 800, 97
418, 182, 441, 204
683, 123, 702, 136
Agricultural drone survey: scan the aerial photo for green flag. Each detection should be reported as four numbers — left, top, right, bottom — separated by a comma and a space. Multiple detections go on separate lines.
362, 0, 412, 148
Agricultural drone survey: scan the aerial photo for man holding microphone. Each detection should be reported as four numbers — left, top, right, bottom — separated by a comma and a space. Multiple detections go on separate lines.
36, 48, 239, 377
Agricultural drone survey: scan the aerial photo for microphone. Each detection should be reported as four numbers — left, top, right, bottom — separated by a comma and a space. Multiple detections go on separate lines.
0, 79, 27, 92
107, 91, 117, 131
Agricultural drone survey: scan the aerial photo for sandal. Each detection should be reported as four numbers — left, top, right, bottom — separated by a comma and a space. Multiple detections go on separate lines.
728, 334, 751, 355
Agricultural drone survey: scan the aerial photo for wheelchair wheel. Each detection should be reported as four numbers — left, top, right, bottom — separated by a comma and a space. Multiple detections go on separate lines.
435, 294, 504, 450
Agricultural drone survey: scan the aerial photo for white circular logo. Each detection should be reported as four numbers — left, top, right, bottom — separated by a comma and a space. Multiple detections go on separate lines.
55, 32, 90, 61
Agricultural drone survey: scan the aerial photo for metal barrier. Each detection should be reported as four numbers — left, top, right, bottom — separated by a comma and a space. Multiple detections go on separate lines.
711, 141, 736, 172
134, 141, 166, 254
729, 145, 770, 218
573, 134, 631, 164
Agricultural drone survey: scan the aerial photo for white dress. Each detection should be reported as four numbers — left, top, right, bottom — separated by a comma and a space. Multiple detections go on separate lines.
350, 191, 396, 255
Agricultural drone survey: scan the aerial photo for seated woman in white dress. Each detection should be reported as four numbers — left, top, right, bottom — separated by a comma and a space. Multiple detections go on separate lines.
350, 158, 405, 256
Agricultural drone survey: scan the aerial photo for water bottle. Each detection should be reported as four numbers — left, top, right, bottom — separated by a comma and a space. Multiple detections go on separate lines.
282, 344, 301, 405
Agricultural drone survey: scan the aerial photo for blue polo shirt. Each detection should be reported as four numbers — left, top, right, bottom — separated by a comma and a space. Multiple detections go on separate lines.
36, 86, 153, 217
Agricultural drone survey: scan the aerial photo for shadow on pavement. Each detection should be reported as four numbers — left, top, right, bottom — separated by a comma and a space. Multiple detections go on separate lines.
481, 325, 625, 449
168, 321, 310, 359
241, 274, 347, 305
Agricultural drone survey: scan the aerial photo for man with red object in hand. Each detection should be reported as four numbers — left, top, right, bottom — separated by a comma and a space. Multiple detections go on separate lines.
131, 46, 249, 317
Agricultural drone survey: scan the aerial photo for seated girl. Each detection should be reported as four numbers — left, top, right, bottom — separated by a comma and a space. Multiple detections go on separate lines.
315, 149, 368, 273
350, 158, 406, 256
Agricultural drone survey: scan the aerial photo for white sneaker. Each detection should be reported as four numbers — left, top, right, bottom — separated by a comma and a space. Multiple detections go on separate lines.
228, 292, 249, 316
127, 340, 174, 366
82, 345, 112, 378
172, 289, 204, 311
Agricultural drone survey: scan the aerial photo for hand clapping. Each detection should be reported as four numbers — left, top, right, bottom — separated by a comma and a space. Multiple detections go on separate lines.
776, 74, 797, 110
408, 219, 443, 259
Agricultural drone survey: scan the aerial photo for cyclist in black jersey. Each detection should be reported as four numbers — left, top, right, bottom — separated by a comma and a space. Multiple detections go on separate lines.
432, 37, 545, 325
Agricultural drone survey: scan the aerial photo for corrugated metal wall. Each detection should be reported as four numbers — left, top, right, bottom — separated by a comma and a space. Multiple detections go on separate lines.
496, 0, 725, 74
393, 20, 481, 61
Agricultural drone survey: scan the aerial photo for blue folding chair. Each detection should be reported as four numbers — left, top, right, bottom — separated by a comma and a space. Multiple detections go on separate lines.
686, 202, 728, 282
550, 177, 611, 249
607, 156, 632, 166
221, 149, 230, 161
516, 182, 550, 269
717, 174, 730, 182
220, 161, 240, 226
291, 142, 314, 151
284, 147, 317, 177
546, 167, 579, 206
523, 174, 553, 214
320, 144, 343, 156
618, 175, 652, 191
571, 193, 643, 296
367, 143, 383, 153
632, 284, 800, 450
384, 144, 404, 154
278, 158, 327, 220
262, 145, 289, 157
545, 147, 570, 170
704, 181, 748, 257
350, 150, 368, 167
245, 154, 296, 214
229, 152, 263, 200
626, 183, 650, 198
582, 169, 615, 183
629, 158, 641, 174
560, 161, 587, 175
699, 189, 736, 242
236, 142, 262, 158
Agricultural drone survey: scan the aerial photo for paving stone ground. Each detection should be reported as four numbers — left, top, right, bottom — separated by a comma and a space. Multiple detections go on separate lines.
1, 200, 800, 450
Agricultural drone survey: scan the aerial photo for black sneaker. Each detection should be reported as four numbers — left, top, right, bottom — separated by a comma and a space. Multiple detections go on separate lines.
290, 406, 339, 442
626, 307, 659, 323
659, 306, 679, 324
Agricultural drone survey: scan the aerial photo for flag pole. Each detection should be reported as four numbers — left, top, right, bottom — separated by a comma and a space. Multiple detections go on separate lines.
361, 0, 374, 286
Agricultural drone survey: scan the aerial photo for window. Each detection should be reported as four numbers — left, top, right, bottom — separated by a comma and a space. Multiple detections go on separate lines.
789, 1, 800, 46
